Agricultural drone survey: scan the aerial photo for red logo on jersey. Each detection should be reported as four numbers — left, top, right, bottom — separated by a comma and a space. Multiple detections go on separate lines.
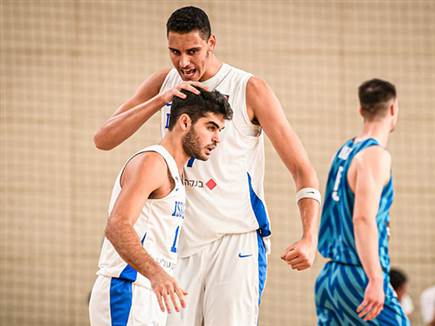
206, 178, 217, 190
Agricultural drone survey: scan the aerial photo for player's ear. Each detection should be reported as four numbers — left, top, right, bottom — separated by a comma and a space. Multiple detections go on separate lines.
208, 34, 216, 52
179, 114, 192, 131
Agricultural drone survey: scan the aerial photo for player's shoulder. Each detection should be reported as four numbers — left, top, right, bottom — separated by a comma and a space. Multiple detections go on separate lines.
246, 75, 272, 97
355, 144, 391, 172
123, 150, 168, 185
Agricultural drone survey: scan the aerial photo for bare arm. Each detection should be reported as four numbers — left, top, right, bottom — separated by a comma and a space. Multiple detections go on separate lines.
246, 77, 320, 270
105, 152, 186, 313
351, 146, 391, 321
94, 69, 170, 150
94, 68, 207, 150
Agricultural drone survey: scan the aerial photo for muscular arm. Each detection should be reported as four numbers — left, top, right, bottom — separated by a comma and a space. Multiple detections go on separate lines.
105, 152, 167, 279
246, 77, 320, 269
105, 152, 186, 312
93, 69, 170, 150
350, 146, 391, 320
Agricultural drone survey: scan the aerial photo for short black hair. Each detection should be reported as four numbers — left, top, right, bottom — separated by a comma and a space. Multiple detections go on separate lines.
166, 6, 211, 40
358, 78, 397, 120
390, 268, 408, 291
168, 88, 233, 131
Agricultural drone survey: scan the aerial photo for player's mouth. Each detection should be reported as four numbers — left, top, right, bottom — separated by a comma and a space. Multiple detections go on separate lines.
205, 145, 216, 155
181, 68, 197, 80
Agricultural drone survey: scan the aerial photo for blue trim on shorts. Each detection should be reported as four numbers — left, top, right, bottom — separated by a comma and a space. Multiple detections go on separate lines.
247, 173, 271, 237
257, 231, 267, 304
110, 278, 133, 326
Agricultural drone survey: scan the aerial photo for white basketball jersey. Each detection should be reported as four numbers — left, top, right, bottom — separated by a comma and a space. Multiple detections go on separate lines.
160, 64, 270, 257
96, 145, 185, 287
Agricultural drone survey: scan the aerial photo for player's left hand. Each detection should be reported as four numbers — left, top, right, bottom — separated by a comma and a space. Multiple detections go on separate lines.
280, 237, 316, 271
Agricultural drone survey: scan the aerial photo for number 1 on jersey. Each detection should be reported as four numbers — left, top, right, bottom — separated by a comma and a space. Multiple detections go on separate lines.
170, 226, 180, 253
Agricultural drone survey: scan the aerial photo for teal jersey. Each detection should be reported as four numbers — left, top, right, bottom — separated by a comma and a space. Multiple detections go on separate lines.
318, 138, 393, 271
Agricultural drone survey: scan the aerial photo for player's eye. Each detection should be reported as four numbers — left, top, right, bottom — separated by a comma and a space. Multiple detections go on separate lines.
170, 49, 180, 55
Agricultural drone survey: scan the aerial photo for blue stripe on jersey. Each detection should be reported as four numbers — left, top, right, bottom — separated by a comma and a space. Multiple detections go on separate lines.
247, 173, 271, 237
318, 138, 394, 271
110, 278, 133, 326
118, 233, 147, 282
257, 231, 267, 304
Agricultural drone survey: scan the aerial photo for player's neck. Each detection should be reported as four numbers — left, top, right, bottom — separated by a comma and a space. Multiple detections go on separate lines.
357, 121, 390, 147
199, 55, 223, 81
160, 135, 189, 175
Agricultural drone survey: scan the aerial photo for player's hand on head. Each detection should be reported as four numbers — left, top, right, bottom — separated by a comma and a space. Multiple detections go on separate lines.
149, 269, 188, 313
280, 238, 316, 271
159, 81, 208, 103
356, 279, 385, 321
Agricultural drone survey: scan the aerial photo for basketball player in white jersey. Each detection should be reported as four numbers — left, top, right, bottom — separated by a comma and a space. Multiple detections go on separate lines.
89, 89, 232, 326
93, 6, 321, 325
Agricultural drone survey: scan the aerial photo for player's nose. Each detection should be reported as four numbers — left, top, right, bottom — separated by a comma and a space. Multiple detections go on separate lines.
179, 54, 190, 68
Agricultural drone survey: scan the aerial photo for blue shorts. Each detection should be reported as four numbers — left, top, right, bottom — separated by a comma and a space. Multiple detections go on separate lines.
315, 261, 409, 325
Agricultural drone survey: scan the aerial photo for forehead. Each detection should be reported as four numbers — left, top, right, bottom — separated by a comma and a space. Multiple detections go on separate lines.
167, 30, 207, 49
196, 112, 225, 128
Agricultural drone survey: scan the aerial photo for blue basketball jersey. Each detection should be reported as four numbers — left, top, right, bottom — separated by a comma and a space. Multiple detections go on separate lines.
318, 138, 394, 272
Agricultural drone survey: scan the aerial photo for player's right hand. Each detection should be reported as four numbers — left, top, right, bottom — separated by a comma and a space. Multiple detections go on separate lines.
159, 81, 208, 104
356, 278, 385, 321
149, 269, 188, 314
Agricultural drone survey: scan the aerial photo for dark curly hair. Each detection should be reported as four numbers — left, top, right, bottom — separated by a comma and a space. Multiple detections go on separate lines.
168, 88, 233, 130
166, 6, 211, 40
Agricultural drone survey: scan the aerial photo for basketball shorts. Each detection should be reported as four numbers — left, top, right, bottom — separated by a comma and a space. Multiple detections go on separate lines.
315, 261, 410, 325
166, 230, 268, 326
89, 275, 166, 326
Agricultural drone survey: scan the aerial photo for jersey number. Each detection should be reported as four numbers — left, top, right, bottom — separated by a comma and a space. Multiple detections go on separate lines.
332, 166, 344, 202
170, 226, 180, 253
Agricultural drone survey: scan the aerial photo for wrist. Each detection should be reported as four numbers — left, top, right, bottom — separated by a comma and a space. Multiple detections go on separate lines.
302, 233, 317, 244
367, 274, 384, 284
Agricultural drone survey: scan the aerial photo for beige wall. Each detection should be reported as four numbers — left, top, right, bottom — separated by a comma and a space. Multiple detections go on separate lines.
1, 1, 434, 325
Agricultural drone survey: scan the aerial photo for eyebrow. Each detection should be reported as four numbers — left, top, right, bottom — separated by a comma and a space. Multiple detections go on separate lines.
168, 46, 202, 52
207, 121, 224, 130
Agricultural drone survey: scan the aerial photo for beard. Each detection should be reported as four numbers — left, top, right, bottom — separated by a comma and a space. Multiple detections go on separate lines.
182, 128, 207, 161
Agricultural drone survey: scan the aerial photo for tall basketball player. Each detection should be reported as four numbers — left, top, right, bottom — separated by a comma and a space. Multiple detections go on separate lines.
89, 89, 232, 326
315, 79, 409, 325
93, 6, 320, 325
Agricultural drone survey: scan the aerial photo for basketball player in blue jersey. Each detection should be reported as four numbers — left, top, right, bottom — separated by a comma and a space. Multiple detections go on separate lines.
93, 6, 321, 325
89, 89, 232, 326
315, 79, 409, 325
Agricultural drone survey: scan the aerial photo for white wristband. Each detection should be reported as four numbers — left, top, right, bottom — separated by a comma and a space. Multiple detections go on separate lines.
296, 187, 321, 205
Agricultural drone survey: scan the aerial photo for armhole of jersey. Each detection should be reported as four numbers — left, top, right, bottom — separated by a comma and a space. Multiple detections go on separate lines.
345, 141, 389, 193
159, 68, 178, 94
238, 74, 263, 137
117, 145, 178, 191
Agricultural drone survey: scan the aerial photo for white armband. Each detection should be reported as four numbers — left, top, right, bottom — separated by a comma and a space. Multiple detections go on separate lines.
296, 188, 321, 205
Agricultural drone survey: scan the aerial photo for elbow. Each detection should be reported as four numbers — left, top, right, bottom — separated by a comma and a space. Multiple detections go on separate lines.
104, 219, 115, 241
353, 215, 372, 226
93, 129, 112, 151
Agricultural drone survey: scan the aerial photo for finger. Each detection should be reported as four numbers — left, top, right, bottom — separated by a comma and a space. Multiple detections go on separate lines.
180, 84, 201, 94
291, 262, 310, 271
282, 248, 299, 261
168, 286, 180, 312
189, 81, 208, 90
155, 290, 165, 312
358, 302, 374, 319
280, 245, 295, 259
287, 256, 306, 265
173, 90, 187, 99
356, 299, 368, 313
163, 291, 171, 314
365, 303, 383, 321
174, 286, 186, 309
